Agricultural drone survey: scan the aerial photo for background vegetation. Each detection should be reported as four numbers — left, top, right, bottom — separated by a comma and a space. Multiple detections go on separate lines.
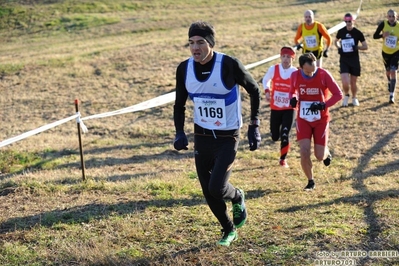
1, 0, 399, 265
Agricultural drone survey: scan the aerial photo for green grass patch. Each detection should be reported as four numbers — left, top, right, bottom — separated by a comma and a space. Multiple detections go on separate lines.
45, 15, 121, 31
36, 57, 75, 68
0, 150, 42, 173
0, 63, 24, 75
0, 149, 81, 174
0, 1, 130, 34
0, 242, 39, 265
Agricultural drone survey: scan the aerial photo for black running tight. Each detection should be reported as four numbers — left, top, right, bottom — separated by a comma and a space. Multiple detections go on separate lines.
194, 131, 239, 232
270, 109, 295, 160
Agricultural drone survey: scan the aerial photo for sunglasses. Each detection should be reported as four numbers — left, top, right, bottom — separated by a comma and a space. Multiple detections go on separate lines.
345, 20, 352, 23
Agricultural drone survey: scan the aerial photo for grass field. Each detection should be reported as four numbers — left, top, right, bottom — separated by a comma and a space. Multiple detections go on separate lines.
1, 0, 399, 265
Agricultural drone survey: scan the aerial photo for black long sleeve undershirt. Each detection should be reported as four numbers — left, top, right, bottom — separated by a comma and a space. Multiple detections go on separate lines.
373, 21, 385, 39
373, 21, 398, 39
173, 53, 261, 132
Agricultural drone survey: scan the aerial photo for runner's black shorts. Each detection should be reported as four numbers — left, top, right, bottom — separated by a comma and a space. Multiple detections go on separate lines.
339, 56, 361, 76
304, 49, 322, 60
382, 50, 399, 71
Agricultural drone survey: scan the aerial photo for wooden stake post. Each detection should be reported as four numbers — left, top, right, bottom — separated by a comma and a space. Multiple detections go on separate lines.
75, 99, 86, 181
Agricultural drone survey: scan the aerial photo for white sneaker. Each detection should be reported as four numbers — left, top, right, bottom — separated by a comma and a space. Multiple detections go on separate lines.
279, 159, 289, 168
342, 95, 349, 107
352, 98, 359, 106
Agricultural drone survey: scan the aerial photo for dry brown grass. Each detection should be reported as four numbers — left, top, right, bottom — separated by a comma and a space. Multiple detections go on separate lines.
1, 0, 399, 265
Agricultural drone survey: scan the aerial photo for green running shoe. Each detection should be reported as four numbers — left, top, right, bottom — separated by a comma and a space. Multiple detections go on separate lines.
232, 188, 247, 228
217, 229, 238, 247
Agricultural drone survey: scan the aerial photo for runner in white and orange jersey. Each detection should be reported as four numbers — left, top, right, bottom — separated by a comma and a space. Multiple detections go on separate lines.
262, 46, 297, 168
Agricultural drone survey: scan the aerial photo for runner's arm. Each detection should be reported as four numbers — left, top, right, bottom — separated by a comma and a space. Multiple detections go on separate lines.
289, 70, 298, 99
294, 25, 303, 45
318, 23, 332, 48
173, 61, 189, 132
262, 66, 275, 91
324, 71, 343, 108
232, 57, 261, 121
373, 22, 385, 39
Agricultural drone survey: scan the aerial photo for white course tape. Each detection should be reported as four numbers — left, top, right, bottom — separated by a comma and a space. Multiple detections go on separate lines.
244, 54, 281, 71
75, 112, 88, 133
0, 114, 80, 148
81, 92, 177, 121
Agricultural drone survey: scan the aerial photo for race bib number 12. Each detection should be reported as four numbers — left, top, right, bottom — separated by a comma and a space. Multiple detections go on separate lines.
299, 101, 321, 122
385, 35, 398, 49
304, 35, 317, 48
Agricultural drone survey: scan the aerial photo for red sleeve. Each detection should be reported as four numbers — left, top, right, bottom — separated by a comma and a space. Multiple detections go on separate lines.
323, 70, 343, 108
289, 70, 299, 99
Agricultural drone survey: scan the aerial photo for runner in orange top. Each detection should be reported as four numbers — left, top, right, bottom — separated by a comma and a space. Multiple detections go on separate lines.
294, 10, 332, 67
289, 53, 343, 191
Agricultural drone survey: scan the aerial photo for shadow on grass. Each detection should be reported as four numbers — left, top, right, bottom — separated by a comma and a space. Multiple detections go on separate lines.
0, 144, 193, 182
294, 0, 335, 5
52, 242, 219, 266
329, 96, 394, 123
278, 188, 399, 214
0, 189, 267, 234
128, 242, 220, 265
55, 148, 194, 170
277, 127, 399, 252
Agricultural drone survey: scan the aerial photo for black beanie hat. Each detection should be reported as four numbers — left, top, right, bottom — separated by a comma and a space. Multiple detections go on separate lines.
188, 22, 215, 47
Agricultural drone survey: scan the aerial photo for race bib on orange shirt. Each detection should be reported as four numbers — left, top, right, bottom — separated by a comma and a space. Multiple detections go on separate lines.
273, 91, 290, 108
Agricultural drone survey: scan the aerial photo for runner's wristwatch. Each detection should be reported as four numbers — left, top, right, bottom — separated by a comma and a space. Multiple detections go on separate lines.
250, 119, 260, 126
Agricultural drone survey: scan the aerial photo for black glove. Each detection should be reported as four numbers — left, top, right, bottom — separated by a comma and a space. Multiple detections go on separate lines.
338, 47, 343, 55
248, 125, 261, 151
309, 102, 326, 112
352, 45, 358, 51
323, 49, 329, 58
173, 131, 188, 151
295, 44, 302, 51
289, 97, 297, 108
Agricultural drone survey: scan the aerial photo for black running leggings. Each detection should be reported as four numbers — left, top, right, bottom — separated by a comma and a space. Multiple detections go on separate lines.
194, 129, 239, 232
270, 109, 295, 159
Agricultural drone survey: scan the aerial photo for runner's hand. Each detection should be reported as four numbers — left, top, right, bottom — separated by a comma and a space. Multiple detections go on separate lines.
173, 131, 188, 150
309, 102, 326, 112
289, 97, 297, 108
265, 90, 271, 102
248, 125, 261, 151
